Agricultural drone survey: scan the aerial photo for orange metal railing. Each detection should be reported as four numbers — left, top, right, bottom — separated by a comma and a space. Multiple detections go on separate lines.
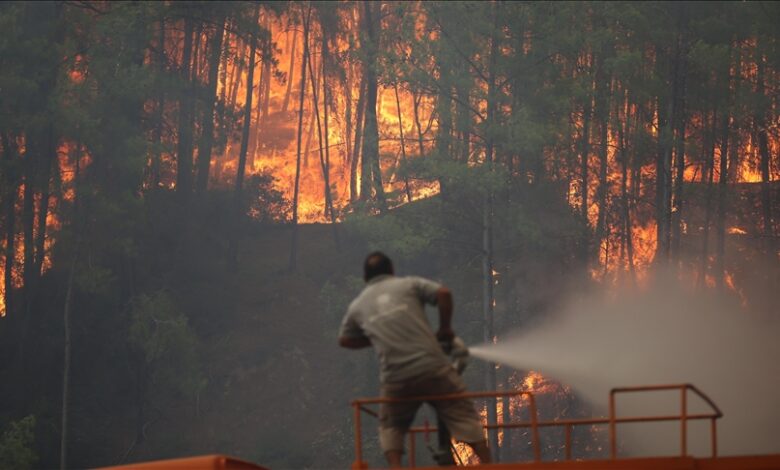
350, 383, 722, 468
608, 384, 723, 459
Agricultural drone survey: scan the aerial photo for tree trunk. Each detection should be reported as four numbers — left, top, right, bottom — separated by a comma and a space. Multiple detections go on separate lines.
195, 14, 226, 195
22, 150, 34, 311
227, 7, 259, 269
234, 19, 257, 197
344, 63, 353, 171
481, 190, 497, 459
699, 109, 717, 289
629, 164, 640, 279
359, 1, 386, 211
261, 14, 272, 121
715, 40, 739, 293
288, 5, 311, 272
219, 21, 230, 105
579, 81, 593, 270
33, 127, 55, 279
59, 231, 79, 470
228, 40, 246, 116
60, 143, 84, 470
252, 27, 264, 148
394, 83, 412, 202
655, 91, 674, 266
715, 113, 729, 292
150, 18, 165, 189
455, 73, 471, 164
215, 23, 231, 161
618, 92, 635, 284
594, 56, 610, 267
412, 90, 426, 158
350, 77, 366, 202
321, 40, 338, 237
281, 23, 298, 113
434, 81, 453, 199
176, 17, 195, 201
249, 22, 264, 171
483, 4, 499, 459
303, 51, 320, 168
253, 13, 272, 159
1, 133, 18, 316
671, 102, 687, 264
619, 117, 631, 281
657, 31, 686, 268
302, 103, 316, 168
191, 22, 203, 83
306, 33, 339, 246
756, 53, 774, 257
670, 4, 689, 264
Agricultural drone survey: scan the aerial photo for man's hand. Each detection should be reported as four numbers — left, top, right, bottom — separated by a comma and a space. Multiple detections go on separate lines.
436, 326, 455, 343
339, 336, 372, 349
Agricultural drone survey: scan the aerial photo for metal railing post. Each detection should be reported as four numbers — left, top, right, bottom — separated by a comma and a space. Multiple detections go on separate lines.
527, 393, 541, 462
408, 432, 416, 468
711, 417, 718, 458
609, 390, 617, 459
681, 386, 688, 457
565, 424, 572, 460
352, 403, 366, 470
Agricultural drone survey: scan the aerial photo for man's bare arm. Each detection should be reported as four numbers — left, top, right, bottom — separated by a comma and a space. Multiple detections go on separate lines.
339, 336, 372, 349
436, 287, 454, 341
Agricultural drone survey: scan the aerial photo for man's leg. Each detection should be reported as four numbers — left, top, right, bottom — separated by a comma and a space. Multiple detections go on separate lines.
384, 450, 403, 468
429, 370, 491, 464
468, 440, 492, 464
379, 390, 419, 469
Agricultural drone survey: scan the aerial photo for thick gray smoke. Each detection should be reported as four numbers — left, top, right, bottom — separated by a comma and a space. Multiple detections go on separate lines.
469, 277, 780, 457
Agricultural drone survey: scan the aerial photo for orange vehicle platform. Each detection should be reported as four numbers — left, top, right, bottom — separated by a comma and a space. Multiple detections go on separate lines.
101, 453, 780, 469
101, 454, 269, 470
426, 454, 780, 470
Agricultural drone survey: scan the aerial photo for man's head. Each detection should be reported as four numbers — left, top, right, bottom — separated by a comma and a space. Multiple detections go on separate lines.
364, 251, 394, 282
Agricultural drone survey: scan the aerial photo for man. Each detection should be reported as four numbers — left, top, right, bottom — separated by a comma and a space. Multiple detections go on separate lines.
339, 251, 491, 467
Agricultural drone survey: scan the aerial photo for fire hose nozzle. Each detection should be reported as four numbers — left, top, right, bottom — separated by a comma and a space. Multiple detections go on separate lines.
449, 336, 469, 374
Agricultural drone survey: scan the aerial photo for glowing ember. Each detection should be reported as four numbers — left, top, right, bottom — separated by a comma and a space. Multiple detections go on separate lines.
452, 440, 480, 466
724, 270, 749, 308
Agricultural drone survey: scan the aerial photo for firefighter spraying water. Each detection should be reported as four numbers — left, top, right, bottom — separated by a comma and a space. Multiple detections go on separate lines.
338, 252, 491, 467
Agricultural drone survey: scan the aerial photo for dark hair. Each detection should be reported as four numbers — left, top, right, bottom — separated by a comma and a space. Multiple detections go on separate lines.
364, 251, 394, 282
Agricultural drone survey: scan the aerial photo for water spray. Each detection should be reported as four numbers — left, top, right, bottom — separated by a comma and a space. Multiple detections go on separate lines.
455, 285, 780, 457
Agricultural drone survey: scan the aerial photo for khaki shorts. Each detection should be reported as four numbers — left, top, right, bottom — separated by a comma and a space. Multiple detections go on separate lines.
379, 367, 485, 453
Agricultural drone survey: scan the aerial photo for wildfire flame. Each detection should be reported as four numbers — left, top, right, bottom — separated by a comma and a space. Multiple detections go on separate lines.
207, 9, 440, 223
4, 5, 776, 318
451, 370, 571, 464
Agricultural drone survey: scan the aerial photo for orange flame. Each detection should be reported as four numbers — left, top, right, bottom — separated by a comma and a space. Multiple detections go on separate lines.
203, 8, 440, 223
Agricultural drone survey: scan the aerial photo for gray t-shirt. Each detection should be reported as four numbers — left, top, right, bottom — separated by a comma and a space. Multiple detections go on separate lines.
339, 275, 451, 384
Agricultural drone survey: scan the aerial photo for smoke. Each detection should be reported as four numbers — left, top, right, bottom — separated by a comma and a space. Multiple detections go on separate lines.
469, 275, 780, 457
